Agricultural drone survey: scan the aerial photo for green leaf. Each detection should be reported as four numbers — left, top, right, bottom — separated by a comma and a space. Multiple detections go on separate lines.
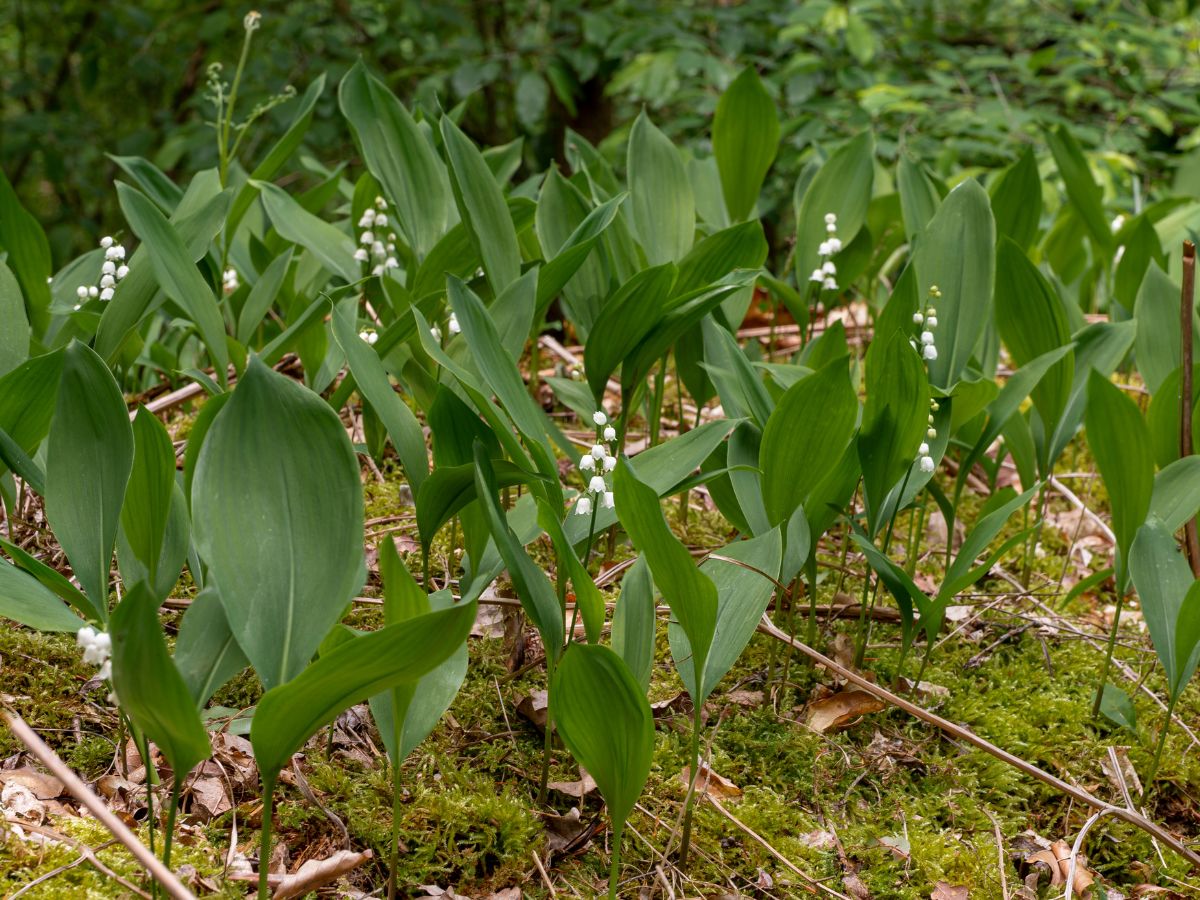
536, 497, 604, 644
441, 117, 521, 294
339, 63, 449, 259
117, 183, 230, 386
0, 350, 62, 466
550, 643, 654, 842
416, 459, 539, 553
0, 169, 52, 336
994, 237, 1075, 442
1150, 456, 1200, 534
584, 264, 676, 400
45, 343, 133, 621
939, 486, 1038, 602
628, 111, 694, 265
256, 181, 359, 284
331, 301, 429, 494
1046, 125, 1113, 256
713, 68, 779, 222
1098, 684, 1138, 732
120, 408, 175, 588
858, 330, 930, 536
896, 157, 941, 240
989, 145, 1041, 250
614, 459, 716, 694
1135, 264, 1192, 396
1086, 372, 1154, 590
0, 261, 30, 377
1175, 583, 1200, 700
236, 249, 293, 346
174, 586, 249, 706
251, 600, 476, 779
192, 357, 364, 689
109, 155, 183, 213
1130, 519, 1199, 699
0, 557, 84, 632
537, 190, 626, 330
97, 177, 231, 361
612, 555, 656, 693
1114, 215, 1164, 312
760, 356, 858, 527
794, 132, 874, 287
670, 528, 781, 702
110, 583, 211, 777
473, 445, 564, 652
915, 179, 996, 390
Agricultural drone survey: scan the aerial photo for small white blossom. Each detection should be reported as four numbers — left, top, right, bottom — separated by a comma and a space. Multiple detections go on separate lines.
354, 248, 369, 262
592, 410, 608, 426
822, 260, 836, 275
1111, 214, 1125, 233
76, 285, 89, 299
826, 222, 837, 234
100, 274, 115, 289
222, 268, 239, 295
913, 312, 923, 324
822, 277, 837, 291
824, 212, 837, 225
810, 268, 825, 283
918, 442, 929, 455
602, 491, 615, 509
920, 331, 934, 345
926, 426, 937, 439
102, 260, 116, 276
105, 245, 125, 261
100, 287, 114, 301
919, 456, 935, 473
375, 195, 387, 209
588, 475, 607, 494
88, 286, 99, 298
360, 230, 375, 245
100, 236, 113, 249
384, 256, 399, 269
603, 455, 616, 472
430, 325, 442, 342
603, 425, 616, 442
590, 444, 606, 460
575, 496, 592, 516
926, 316, 937, 327
375, 213, 388, 227
579, 454, 596, 472
923, 344, 937, 361
448, 313, 461, 335
116, 265, 129, 280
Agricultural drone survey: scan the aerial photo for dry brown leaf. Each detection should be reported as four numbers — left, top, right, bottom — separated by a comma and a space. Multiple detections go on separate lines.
797, 829, 837, 850
678, 761, 742, 800
894, 677, 949, 699
487, 889, 522, 900
541, 806, 600, 856
516, 691, 549, 733
1, 781, 45, 821
547, 769, 597, 800
931, 882, 969, 900
877, 834, 910, 861
805, 690, 886, 733
1026, 840, 1095, 895
471, 602, 507, 639
271, 849, 372, 899
724, 689, 763, 707
0, 768, 64, 799
650, 690, 693, 720
1100, 746, 1143, 801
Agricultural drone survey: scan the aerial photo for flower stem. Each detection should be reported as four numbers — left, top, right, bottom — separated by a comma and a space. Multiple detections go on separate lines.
678, 702, 703, 864
1142, 692, 1180, 798
1091, 592, 1124, 718
162, 778, 182, 868
257, 775, 277, 900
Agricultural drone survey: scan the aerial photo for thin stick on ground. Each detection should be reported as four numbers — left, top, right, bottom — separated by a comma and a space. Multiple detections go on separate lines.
754, 617, 1200, 870
1, 707, 198, 900
1180, 240, 1200, 576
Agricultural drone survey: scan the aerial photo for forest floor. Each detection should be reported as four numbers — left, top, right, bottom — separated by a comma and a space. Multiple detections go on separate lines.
1, 340, 1199, 900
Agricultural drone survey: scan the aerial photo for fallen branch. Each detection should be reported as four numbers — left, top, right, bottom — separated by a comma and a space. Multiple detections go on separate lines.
1, 707, 197, 900
754, 617, 1200, 870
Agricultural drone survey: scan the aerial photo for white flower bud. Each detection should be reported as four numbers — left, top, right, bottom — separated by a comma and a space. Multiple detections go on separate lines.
603, 491, 615, 509
817, 241, 831, 257
912, 312, 923, 324
826, 222, 837, 234
430, 325, 442, 341
824, 212, 837, 225
88, 286, 99, 298
375, 213, 388, 227
579, 454, 595, 471
100, 274, 115, 289
592, 410, 608, 426
822, 277, 837, 291
102, 260, 116, 276
918, 442, 929, 455
100, 236, 113, 249
588, 475, 607, 494
919, 456, 935, 473
448, 313, 461, 335
76, 286, 89, 299
354, 248, 369, 262
77, 626, 97, 648
927, 427, 937, 439
603, 425, 616, 442
921, 331, 934, 344
368, 332, 379, 345
590, 444, 606, 460
822, 260, 836, 275
375, 195, 387, 209
100, 287, 114, 301
98, 660, 112, 681
926, 316, 937, 327
923, 344, 937, 361
116, 265, 129, 280
384, 257, 398, 269
575, 496, 592, 516
603, 455, 616, 472
810, 268, 825, 283
826, 238, 842, 254
360, 230, 375, 245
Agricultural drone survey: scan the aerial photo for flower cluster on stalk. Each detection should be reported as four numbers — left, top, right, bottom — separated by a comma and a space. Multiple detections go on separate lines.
74, 236, 129, 309
912, 284, 942, 473
574, 409, 618, 516
77, 625, 116, 703
353, 195, 399, 276
809, 212, 841, 292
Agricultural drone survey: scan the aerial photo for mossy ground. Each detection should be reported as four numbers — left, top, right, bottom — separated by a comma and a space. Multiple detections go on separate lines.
2, 411, 1199, 898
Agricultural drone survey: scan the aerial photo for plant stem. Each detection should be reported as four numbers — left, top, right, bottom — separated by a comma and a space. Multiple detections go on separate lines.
1091, 592, 1124, 718
649, 359, 666, 447
1142, 693, 1180, 797
607, 821, 625, 900
162, 778, 182, 868
387, 758, 401, 900
678, 702, 703, 864
536, 655, 556, 806
257, 776, 277, 900
219, 24, 256, 185
1179, 241, 1199, 575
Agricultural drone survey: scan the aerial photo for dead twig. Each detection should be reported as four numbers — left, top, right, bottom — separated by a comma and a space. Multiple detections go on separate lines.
1, 707, 197, 900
